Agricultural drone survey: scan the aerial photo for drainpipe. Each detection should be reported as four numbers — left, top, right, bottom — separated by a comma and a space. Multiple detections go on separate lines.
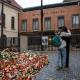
1, 0, 4, 50
41, 0, 43, 51
18, 12, 20, 52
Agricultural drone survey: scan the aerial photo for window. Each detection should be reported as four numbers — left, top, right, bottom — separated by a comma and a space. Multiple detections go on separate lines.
32, 18, 39, 31
72, 15, 80, 28
58, 16, 64, 27
11, 16, 15, 29
21, 20, 27, 32
44, 17, 51, 31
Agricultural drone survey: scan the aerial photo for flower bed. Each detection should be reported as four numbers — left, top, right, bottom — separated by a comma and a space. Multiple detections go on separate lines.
0, 48, 49, 80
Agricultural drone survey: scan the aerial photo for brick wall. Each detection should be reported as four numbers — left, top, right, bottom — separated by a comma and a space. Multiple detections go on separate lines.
19, 3, 80, 33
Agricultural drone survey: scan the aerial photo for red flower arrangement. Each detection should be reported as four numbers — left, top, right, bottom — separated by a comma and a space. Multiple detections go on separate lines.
0, 49, 49, 80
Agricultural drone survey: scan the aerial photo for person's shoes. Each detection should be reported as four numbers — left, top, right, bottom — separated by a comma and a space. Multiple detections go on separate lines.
62, 66, 69, 71
56, 66, 63, 70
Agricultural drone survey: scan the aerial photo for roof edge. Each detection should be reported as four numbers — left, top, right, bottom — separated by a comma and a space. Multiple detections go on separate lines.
23, 1, 79, 12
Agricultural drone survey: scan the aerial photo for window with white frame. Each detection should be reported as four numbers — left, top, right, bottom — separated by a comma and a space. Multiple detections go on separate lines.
32, 18, 39, 31
58, 16, 64, 27
72, 15, 80, 28
21, 20, 27, 32
44, 17, 51, 31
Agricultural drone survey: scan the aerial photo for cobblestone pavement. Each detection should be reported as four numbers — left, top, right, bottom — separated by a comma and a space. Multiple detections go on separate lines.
35, 50, 80, 80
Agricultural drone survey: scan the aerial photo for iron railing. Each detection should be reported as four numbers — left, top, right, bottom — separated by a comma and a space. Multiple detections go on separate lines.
0, 37, 19, 51
27, 34, 80, 51
0, 34, 80, 51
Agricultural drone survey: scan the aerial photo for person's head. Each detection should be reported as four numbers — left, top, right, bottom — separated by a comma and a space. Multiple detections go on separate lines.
61, 26, 68, 32
58, 26, 68, 32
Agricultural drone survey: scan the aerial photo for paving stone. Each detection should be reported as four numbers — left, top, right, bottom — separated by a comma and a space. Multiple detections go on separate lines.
35, 51, 80, 80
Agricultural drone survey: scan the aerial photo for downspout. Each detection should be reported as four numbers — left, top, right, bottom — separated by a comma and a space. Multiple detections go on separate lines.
18, 12, 20, 52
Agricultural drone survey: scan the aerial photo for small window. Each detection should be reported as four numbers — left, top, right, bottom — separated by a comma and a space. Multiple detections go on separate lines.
72, 15, 80, 28
32, 18, 39, 31
21, 20, 27, 32
58, 16, 65, 27
44, 17, 51, 31
11, 16, 15, 30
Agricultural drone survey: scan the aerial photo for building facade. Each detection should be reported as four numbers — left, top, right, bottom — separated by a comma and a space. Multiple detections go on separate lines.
0, 0, 22, 50
19, 1, 80, 51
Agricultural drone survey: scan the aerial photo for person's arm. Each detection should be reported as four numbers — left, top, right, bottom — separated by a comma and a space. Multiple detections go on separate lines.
60, 30, 71, 37
67, 30, 71, 36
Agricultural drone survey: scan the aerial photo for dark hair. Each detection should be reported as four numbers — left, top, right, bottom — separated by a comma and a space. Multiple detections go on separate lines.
61, 26, 68, 32
59, 26, 67, 32
58, 27, 63, 29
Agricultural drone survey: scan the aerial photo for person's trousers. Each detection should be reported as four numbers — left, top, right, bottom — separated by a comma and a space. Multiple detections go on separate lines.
57, 48, 66, 67
66, 45, 70, 68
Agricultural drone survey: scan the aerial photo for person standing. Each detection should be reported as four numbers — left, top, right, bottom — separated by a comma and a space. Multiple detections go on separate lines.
60, 26, 71, 68
56, 27, 67, 70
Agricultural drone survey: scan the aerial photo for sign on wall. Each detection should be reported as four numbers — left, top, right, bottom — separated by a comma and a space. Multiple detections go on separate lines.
42, 36, 48, 45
